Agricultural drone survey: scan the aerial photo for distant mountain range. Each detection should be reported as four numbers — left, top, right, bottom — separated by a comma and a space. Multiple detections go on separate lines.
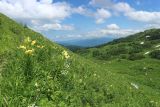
56, 37, 114, 47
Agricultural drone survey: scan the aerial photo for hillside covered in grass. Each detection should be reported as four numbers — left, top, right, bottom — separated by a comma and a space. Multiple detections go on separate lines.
76, 29, 160, 61
75, 28, 160, 106
0, 13, 160, 107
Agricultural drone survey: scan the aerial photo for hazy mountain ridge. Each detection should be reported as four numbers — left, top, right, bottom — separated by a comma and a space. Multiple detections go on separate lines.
58, 37, 114, 47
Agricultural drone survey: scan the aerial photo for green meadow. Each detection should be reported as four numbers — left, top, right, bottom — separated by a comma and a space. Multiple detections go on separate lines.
0, 13, 160, 107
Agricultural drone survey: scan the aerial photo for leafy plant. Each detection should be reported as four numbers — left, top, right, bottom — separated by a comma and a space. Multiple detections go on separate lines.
149, 50, 160, 59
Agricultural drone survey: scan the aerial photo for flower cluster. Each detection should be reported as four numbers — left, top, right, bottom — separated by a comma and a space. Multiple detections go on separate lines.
62, 50, 70, 59
18, 37, 44, 56
25, 49, 35, 55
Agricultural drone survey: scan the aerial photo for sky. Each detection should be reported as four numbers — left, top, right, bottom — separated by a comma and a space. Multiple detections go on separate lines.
0, 0, 160, 42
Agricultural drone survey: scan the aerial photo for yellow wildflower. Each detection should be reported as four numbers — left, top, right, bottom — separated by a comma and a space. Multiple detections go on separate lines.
62, 50, 70, 59
37, 45, 41, 48
18, 45, 26, 50
40, 46, 44, 48
37, 45, 44, 49
25, 49, 34, 55
31, 40, 36, 45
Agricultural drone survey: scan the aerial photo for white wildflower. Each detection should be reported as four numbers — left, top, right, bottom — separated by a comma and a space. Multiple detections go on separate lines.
93, 73, 97, 77
47, 76, 52, 79
150, 100, 154, 103
131, 83, 139, 89
140, 42, 144, 45
35, 82, 38, 87
155, 45, 160, 48
146, 35, 150, 38
144, 51, 150, 55
64, 63, 70, 68
61, 70, 68, 75
145, 72, 148, 75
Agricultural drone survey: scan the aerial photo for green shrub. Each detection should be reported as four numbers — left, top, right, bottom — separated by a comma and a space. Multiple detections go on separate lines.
107, 46, 127, 56
128, 53, 145, 61
148, 32, 160, 40
129, 42, 143, 54
119, 54, 127, 59
100, 53, 111, 60
77, 49, 90, 54
92, 50, 101, 57
149, 50, 160, 59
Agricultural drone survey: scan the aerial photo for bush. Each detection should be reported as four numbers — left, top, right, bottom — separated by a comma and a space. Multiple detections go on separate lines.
149, 50, 160, 59
92, 50, 112, 60
129, 42, 143, 54
148, 31, 160, 40
119, 54, 127, 59
77, 49, 90, 54
107, 46, 127, 56
128, 53, 145, 61
100, 53, 111, 60
92, 50, 101, 57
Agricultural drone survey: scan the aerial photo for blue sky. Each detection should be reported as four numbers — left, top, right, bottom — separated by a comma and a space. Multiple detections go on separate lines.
0, 0, 160, 42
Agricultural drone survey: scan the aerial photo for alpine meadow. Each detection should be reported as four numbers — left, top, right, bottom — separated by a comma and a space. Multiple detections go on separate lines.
0, 0, 160, 107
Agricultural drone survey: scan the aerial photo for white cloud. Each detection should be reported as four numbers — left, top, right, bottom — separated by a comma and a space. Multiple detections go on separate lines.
100, 28, 138, 38
0, 0, 72, 20
106, 24, 120, 30
125, 11, 160, 24
114, 3, 160, 24
94, 8, 111, 24
55, 23, 140, 41
89, 0, 160, 24
100, 24, 139, 38
33, 23, 74, 31
72, 6, 88, 15
0, 0, 88, 32
113, 2, 134, 13
144, 24, 160, 29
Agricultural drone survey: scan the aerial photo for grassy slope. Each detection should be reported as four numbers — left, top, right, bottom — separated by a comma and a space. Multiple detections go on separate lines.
77, 29, 160, 59
0, 13, 159, 107
75, 29, 160, 106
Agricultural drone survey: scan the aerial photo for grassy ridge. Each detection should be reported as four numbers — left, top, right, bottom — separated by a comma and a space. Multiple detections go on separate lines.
76, 29, 160, 61
75, 28, 160, 106
0, 13, 160, 107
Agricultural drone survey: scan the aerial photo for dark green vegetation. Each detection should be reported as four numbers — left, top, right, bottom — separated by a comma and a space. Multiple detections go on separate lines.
77, 29, 160, 61
0, 13, 160, 107
59, 44, 85, 52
